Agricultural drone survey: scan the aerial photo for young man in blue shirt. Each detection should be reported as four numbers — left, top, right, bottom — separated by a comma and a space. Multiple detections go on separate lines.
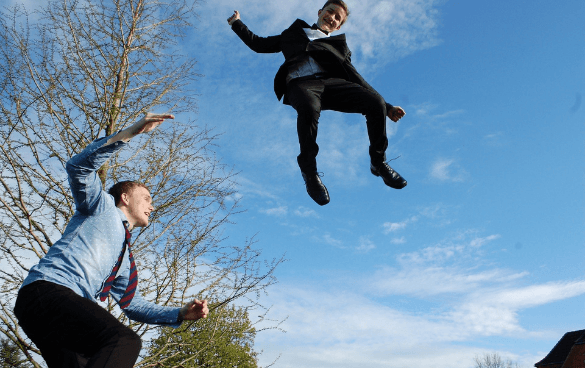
14, 113, 208, 368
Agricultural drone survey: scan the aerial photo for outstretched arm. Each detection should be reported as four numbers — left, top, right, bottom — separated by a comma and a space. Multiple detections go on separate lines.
227, 10, 282, 54
106, 112, 174, 145
66, 113, 173, 214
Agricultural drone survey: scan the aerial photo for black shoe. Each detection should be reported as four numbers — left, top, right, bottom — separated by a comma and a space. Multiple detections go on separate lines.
301, 172, 330, 206
370, 162, 407, 189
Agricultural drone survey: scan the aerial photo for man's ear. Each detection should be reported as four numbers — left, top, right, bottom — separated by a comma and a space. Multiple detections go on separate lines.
120, 192, 130, 206
318, 8, 322, 17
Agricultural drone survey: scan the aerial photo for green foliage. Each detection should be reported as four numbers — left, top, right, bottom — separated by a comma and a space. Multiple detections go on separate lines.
0, 339, 32, 368
147, 304, 258, 368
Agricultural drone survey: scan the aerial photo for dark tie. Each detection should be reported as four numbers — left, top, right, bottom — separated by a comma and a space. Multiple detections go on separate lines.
311, 23, 329, 35
99, 222, 138, 309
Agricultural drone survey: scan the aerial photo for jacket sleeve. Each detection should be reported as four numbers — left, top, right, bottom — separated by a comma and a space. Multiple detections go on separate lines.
344, 53, 394, 111
231, 19, 282, 53
65, 135, 127, 215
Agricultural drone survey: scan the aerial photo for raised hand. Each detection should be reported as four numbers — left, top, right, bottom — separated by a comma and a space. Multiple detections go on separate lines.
227, 10, 240, 25
106, 112, 174, 145
130, 113, 175, 135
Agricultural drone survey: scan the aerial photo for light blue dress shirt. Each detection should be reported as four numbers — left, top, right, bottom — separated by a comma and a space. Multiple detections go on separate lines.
21, 134, 181, 327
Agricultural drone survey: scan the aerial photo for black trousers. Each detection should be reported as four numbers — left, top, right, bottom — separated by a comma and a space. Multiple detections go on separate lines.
14, 281, 141, 368
286, 77, 388, 173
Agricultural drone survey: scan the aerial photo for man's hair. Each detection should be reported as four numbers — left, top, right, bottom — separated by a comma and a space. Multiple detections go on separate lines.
322, 0, 350, 24
108, 181, 149, 206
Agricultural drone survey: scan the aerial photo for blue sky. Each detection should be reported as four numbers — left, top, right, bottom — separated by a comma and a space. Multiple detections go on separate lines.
5, 0, 583, 367
185, 0, 584, 367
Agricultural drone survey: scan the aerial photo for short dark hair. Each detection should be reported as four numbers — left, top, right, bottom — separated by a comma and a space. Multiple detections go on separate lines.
108, 181, 149, 206
322, 0, 350, 24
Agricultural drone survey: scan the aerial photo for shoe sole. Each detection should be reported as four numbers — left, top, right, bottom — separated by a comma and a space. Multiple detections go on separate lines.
306, 188, 330, 205
371, 168, 407, 189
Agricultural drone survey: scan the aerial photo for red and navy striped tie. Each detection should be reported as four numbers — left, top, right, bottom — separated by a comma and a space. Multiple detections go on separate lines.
99, 222, 138, 309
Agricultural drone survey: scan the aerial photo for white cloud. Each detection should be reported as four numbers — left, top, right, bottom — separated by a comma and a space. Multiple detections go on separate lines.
260, 205, 288, 216
343, 0, 442, 67
370, 266, 528, 298
446, 280, 585, 337
316, 115, 371, 185
383, 220, 408, 232
484, 131, 509, 147
258, 342, 530, 368
430, 157, 467, 182
398, 233, 500, 265
252, 230, 585, 368
413, 102, 441, 116
356, 237, 376, 252
204, 0, 442, 65
235, 175, 280, 200
389, 236, 406, 244
382, 215, 417, 233
254, 271, 581, 368
315, 233, 344, 248
293, 206, 318, 218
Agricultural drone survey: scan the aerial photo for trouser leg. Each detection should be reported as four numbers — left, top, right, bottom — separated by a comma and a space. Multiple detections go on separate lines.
320, 78, 388, 166
14, 281, 141, 368
286, 78, 325, 173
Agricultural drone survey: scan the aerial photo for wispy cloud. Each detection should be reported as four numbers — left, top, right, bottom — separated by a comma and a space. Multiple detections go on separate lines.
430, 157, 467, 182
397, 233, 500, 265
253, 230, 585, 367
205, 0, 442, 65
260, 205, 288, 216
356, 236, 376, 252
446, 280, 585, 337
235, 175, 280, 200
389, 236, 406, 244
483, 131, 509, 147
344, 0, 443, 68
293, 206, 318, 218
382, 215, 418, 234
314, 233, 344, 248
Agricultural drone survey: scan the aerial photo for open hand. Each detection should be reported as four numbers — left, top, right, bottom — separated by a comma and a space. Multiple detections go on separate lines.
130, 113, 174, 135
106, 112, 174, 145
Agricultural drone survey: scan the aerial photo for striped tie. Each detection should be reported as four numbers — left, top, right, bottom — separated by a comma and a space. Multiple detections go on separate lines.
99, 222, 138, 309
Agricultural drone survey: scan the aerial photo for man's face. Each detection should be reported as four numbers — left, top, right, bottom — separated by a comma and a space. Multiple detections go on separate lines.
317, 4, 347, 33
123, 186, 154, 228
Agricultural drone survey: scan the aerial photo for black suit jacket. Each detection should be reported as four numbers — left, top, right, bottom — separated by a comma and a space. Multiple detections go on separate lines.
231, 19, 392, 108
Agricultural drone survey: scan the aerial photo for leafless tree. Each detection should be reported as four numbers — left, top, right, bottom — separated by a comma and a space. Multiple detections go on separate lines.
474, 352, 521, 368
0, 1, 282, 366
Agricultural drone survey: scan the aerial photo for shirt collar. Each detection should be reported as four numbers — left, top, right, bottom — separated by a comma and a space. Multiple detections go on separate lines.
116, 207, 129, 225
